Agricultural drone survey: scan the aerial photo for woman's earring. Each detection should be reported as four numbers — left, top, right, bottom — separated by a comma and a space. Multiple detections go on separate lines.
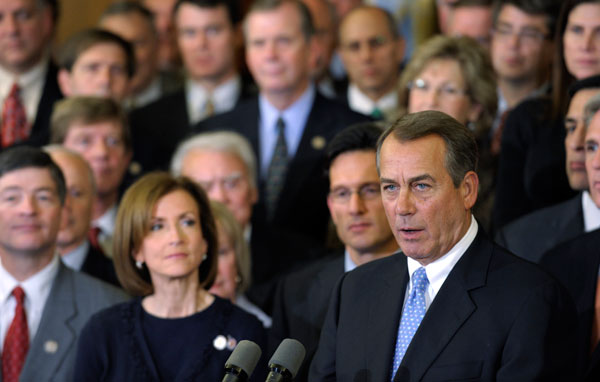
136, 260, 143, 269
202, 253, 207, 261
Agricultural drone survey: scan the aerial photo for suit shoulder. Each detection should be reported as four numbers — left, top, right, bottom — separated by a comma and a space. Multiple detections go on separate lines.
312, 94, 368, 124
195, 98, 258, 132
70, 269, 129, 304
500, 195, 579, 235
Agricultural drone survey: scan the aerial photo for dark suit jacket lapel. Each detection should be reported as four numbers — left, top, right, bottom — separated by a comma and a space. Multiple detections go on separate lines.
275, 93, 332, 219
559, 193, 585, 241
308, 256, 344, 325
366, 255, 409, 381
396, 233, 488, 381
20, 263, 77, 381
29, 61, 62, 147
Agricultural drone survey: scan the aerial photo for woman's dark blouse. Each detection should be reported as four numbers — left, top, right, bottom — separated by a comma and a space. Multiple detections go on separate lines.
492, 97, 577, 231
74, 296, 267, 381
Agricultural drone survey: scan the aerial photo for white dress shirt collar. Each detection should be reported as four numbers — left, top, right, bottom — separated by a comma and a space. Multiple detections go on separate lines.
93, 204, 118, 237
186, 75, 241, 124
582, 191, 600, 233
344, 250, 358, 273
61, 241, 90, 271
0, 254, 60, 349
406, 217, 479, 308
347, 83, 398, 117
0, 57, 48, 124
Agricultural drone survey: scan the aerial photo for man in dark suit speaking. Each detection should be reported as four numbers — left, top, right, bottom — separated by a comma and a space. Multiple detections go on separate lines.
310, 110, 578, 381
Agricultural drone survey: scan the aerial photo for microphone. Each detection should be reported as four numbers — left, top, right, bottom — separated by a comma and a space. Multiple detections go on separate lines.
265, 338, 306, 382
222, 340, 262, 382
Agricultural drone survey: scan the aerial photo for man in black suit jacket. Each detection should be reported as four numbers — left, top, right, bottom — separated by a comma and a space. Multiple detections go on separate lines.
196, 0, 367, 311
310, 111, 577, 381
47, 147, 119, 286
541, 91, 600, 380
0, 0, 63, 150
540, 229, 600, 381
270, 123, 399, 381
128, 0, 256, 173
495, 76, 600, 261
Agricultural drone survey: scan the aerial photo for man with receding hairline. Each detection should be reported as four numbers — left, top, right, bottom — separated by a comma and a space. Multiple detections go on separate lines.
310, 110, 576, 381
197, 0, 367, 311
338, 6, 404, 120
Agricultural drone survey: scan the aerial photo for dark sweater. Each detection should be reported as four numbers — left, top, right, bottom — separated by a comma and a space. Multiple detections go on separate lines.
74, 296, 267, 381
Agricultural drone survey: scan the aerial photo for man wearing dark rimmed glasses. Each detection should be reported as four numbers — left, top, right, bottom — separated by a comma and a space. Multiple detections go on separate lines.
490, 0, 561, 131
269, 122, 398, 381
338, 6, 404, 121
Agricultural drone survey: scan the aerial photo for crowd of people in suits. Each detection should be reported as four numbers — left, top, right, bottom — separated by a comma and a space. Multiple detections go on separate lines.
3, 0, 600, 380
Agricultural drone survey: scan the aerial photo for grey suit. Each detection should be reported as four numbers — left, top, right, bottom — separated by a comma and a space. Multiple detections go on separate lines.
1, 262, 128, 382
495, 193, 583, 263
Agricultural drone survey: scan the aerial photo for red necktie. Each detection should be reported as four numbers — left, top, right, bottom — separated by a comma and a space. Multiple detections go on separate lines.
1, 83, 29, 148
2, 287, 29, 382
88, 227, 104, 255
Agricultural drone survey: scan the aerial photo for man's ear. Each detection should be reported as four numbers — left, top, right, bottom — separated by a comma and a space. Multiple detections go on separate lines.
460, 171, 479, 210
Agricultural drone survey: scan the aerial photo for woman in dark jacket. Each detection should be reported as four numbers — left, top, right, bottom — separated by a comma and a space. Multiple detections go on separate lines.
74, 173, 266, 381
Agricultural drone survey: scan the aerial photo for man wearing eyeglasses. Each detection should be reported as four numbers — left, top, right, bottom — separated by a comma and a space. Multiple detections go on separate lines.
270, 123, 398, 381
338, 6, 404, 120
490, 0, 560, 134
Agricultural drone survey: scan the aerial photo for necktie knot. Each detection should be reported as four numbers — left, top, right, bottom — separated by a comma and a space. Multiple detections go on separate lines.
276, 117, 285, 132
411, 267, 429, 295
12, 287, 25, 304
8, 83, 20, 97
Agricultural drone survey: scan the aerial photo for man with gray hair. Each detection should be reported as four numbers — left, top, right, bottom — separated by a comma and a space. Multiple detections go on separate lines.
496, 76, 600, 263
171, 131, 258, 231
310, 110, 576, 380
44, 146, 119, 286
540, 90, 600, 380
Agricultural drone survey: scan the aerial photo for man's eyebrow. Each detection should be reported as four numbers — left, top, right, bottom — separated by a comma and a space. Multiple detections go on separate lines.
407, 174, 435, 184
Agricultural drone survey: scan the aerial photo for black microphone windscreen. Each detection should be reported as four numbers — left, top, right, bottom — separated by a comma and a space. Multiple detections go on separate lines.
226, 340, 262, 377
268, 338, 306, 378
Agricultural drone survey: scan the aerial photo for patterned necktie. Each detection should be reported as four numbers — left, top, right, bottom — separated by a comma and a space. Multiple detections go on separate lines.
2, 287, 29, 382
1, 83, 29, 148
265, 117, 288, 220
391, 267, 429, 380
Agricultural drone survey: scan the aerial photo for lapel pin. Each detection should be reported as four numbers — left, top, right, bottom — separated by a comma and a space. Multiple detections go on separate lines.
311, 136, 326, 150
129, 161, 142, 176
226, 336, 237, 351
213, 335, 226, 351
44, 340, 58, 354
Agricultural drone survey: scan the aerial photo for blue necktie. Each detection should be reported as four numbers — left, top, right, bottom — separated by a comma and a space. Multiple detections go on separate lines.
391, 267, 429, 380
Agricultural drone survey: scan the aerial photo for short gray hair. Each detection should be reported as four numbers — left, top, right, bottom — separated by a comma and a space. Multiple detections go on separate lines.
43, 144, 97, 194
170, 131, 257, 189
584, 92, 600, 131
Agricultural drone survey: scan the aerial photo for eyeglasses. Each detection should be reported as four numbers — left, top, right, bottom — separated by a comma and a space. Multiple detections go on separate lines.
492, 26, 549, 46
329, 183, 381, 204
341, 35, 389, 53
407, 78, 469, 99
197, 173, 246, 193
